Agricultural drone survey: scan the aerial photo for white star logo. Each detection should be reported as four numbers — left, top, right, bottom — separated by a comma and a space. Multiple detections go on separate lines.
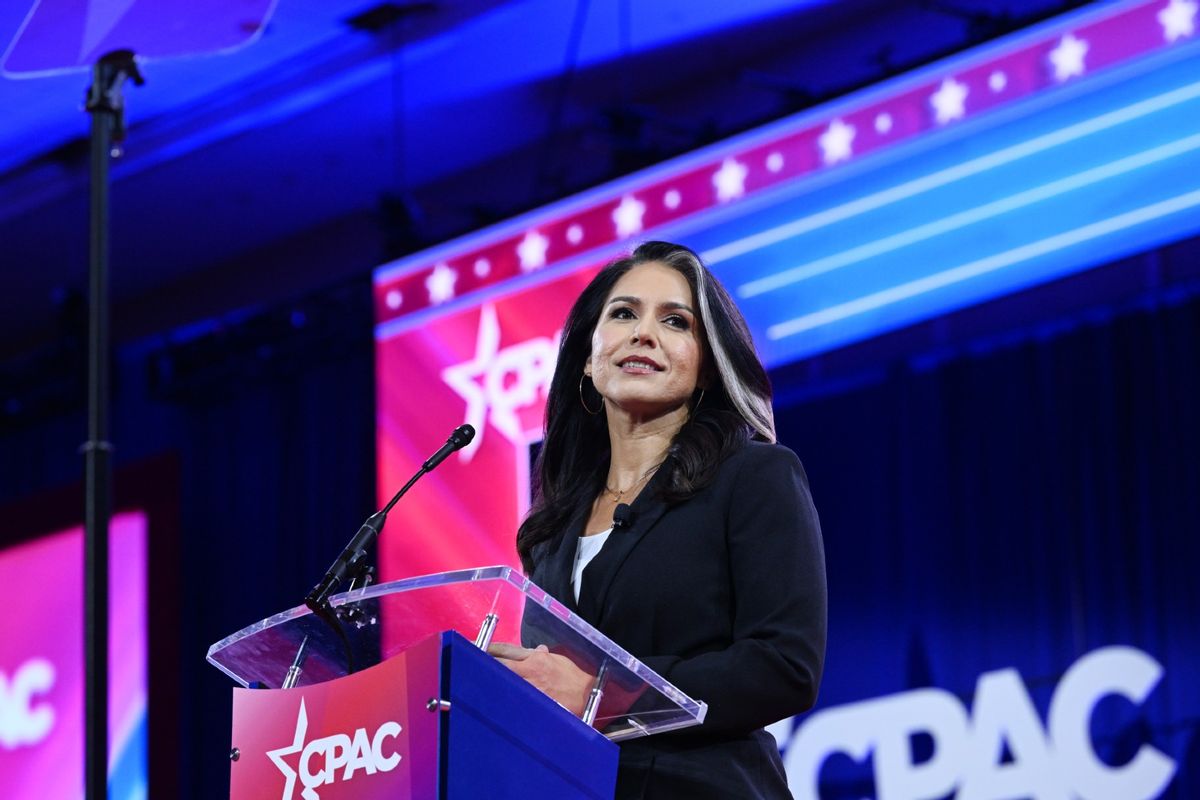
566, 224, 584, 245
663, 189, 681, 209
385, 289, 403, 310
766, 152, 784, 172
712, 157, 748, 203
441, 304, 560, 462
1048, 33, 1089, 82
425, 262, 457, 305
989, 70, 1008, 93
473, 257, 491, 277
1159, 0, 1197, 41
266, 700, 307, 800
874, 113, 893, 135
441, 304, 500, 462
611, 194, 646, 239
516, 230, 549, 272
818, 118, 856, 165
930, 78, 969, 125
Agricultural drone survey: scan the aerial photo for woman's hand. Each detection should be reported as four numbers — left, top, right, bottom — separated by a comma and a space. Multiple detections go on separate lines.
488, 642, 593, 717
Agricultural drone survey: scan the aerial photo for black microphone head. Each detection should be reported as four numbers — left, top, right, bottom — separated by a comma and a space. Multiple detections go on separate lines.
450, 424, 475, 449
422, 424, 477, 473
612, 503, 633, 529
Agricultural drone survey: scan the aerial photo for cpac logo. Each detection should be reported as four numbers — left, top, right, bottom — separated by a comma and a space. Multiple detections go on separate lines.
267, 699, 403, 800
0, 658, 55, 750
785, 646, 1175, 800
442, 304, 560, 461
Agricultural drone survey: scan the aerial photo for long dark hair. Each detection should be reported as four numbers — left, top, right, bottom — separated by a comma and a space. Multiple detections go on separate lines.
516, 241, 774, 571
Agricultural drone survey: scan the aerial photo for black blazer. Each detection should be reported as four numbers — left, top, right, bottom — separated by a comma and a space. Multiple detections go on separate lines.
530, 440, 827, 799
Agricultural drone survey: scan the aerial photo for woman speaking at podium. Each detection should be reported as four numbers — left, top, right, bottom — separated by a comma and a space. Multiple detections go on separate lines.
495, 241, 826, 798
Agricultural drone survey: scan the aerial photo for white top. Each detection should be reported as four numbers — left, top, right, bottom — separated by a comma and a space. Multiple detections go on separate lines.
572, 528, 612, 603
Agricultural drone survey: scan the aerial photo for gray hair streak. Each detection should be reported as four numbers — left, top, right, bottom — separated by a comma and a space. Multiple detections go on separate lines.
654, 246, 777, 443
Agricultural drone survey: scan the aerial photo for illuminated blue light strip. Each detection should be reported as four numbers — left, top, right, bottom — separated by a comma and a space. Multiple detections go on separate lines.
707, 78, 1200, 282
767, 188, 1200, 340
739, 131, 1200, 297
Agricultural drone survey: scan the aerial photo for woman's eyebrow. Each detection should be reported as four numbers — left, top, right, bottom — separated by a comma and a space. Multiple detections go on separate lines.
606, 295, 640, 306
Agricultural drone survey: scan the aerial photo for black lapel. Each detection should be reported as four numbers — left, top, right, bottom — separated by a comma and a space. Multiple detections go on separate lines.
576, 460, 674, 624
537, 501, 590, 614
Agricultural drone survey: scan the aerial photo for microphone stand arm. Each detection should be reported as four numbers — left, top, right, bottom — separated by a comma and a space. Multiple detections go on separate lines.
303, 468, 422, 614
301, 423, 474, 674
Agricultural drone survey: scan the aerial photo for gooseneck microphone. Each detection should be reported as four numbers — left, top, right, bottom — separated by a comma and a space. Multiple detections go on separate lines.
304, 424, 475, 615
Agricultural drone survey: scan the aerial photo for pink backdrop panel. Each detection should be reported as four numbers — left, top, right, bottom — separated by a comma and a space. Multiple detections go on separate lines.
0, 511, 147, 799
376, 266, 600, 582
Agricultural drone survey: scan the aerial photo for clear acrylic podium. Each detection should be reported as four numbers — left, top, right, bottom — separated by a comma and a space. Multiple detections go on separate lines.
209, 566, 706, 739
209, 566, 707, 798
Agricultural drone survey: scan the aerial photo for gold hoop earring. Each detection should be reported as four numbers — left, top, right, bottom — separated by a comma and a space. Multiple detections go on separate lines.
579, 374, 602, 415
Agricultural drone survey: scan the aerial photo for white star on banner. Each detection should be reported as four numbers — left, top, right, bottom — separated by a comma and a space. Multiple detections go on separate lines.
517, 230, 549, 272
1159, 0, 1197, 41
385, 289, 403, 310
712, 157, 748, 202
566, 224, 583, 244
874, 113, 893, 134
766, 152, 784, 172
441, 304, 500, 462
266, 700, 307, 800
612, 195, 646, 238
930, 77, 969, 124
1049, 33, 1089, 82
818, 118, 856, 165
989, 70, 1008, 92
663, 189, 681, 209
426, 262, 457, 305
473, 258, 491, 277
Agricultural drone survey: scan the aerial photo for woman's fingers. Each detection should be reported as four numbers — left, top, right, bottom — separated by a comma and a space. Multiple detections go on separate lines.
487, 641, 532, 660
484, 644, 593, 716
487, 641, 553, 661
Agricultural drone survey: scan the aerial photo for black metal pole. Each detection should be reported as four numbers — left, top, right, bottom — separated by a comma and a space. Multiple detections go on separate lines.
83, 50, 141, 800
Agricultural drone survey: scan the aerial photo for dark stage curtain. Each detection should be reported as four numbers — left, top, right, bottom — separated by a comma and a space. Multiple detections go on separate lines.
775, 283, 1200, 797
168, 345, 377, 798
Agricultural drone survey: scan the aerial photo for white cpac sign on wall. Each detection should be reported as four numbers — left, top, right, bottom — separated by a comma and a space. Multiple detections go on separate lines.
0, 658, 55, 750
783, 645, 1175, 800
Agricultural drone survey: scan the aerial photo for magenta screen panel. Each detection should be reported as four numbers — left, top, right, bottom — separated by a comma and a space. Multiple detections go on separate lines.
0, 512, 148, 799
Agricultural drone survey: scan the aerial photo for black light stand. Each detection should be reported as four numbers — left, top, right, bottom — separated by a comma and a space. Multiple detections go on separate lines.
82, 49, 142, 800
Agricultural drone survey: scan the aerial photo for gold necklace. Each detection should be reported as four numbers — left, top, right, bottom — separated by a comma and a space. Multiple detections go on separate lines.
603, 463, 660, 503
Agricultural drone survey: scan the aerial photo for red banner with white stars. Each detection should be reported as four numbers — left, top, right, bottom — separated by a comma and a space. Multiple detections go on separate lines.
375, 0, 1197, 331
